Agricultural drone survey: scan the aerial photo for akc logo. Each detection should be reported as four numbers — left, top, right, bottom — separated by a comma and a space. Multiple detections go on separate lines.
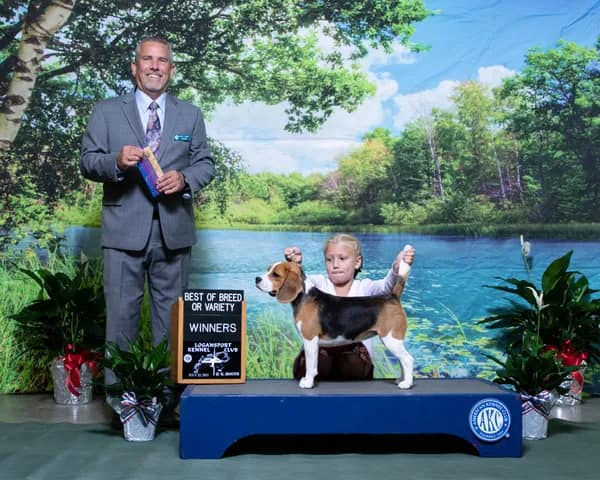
469, 398, 511, 442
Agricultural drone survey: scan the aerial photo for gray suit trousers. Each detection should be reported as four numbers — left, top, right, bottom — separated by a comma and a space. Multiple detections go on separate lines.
103, 219, 190, 383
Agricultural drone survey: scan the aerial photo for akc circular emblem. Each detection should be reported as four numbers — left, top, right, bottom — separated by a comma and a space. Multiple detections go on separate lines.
469, 398, 511, 442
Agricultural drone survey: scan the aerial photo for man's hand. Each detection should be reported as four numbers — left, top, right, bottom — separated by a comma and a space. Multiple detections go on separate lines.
117, 145, 145, 170
157, 171, 186, 195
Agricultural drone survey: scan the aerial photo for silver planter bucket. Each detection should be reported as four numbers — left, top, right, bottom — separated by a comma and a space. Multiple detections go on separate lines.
51, 357, 93, 405
521, 390, 557, 440
122, 403, 162, 442
110, 393, 162, 442
555, 367, 586, 407
523, 409, 549, 440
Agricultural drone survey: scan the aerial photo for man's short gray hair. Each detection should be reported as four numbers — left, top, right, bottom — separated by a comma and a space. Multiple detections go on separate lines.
134, 37, 174, 63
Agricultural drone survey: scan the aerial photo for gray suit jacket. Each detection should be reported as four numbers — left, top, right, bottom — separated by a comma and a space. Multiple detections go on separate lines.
80, 92, 215, 251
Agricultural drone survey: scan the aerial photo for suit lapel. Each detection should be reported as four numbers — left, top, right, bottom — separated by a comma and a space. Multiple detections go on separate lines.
122, 94, 146, 147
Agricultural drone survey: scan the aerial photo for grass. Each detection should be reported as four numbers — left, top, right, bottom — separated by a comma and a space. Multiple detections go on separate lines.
0, 254, 524, 393
56, 196, 600, 240
0, 248, 151, 393
0, 250, 80, 392
244, 307, 500, 383
246, 310, 301, 379
2, 244, 597, 392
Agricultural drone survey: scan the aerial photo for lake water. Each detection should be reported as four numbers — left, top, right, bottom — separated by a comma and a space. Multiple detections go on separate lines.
64, 228, 600, 379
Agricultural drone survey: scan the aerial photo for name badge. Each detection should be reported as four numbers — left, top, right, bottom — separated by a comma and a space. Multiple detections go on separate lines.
174, 134, 191, 142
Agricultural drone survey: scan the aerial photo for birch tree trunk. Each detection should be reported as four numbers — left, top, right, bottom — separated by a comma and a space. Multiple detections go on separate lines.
425, 120, 444, 199
493, 143, 506, 200
0, 0, 76, 154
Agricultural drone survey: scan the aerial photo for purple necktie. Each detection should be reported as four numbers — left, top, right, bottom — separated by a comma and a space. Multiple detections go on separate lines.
145, 102, 161, 153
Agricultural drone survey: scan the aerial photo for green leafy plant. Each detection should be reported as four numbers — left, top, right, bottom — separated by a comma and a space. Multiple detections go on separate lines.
10, 253, 106, 358
487, 331, 577, 395
479, 250, 600, 363
103, 336, 172, 403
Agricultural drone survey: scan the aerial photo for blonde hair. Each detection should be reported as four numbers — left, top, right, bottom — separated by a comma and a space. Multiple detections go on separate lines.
323, 233, 363, 275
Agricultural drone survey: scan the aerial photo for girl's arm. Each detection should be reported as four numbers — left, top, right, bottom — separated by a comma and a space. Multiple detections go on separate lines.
362, 245, 415, 295
284, 246, 329, 293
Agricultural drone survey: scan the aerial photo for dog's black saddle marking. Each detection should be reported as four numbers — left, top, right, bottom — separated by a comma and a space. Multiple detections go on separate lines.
306, 287, 396, 340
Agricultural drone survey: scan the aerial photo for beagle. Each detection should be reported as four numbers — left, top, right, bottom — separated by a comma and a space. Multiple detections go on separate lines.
255, 261, 414, 389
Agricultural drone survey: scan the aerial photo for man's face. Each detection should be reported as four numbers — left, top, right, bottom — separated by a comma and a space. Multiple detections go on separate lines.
131, 41, 175, 99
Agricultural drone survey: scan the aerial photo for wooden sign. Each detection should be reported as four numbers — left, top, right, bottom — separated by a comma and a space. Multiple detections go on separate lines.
170, 289, 246, 384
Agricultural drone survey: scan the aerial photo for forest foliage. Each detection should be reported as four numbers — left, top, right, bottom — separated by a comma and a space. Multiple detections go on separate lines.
203, 38, 600, 229
0, 2, 599, 249
0, 0, 429, 246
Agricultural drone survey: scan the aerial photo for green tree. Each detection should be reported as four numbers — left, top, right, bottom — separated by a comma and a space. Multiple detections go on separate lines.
0, 0, 75, 154
266, 172, 323, 209
451, 81, 496, 196
1, 1, 429, 142
390, 122, 430, 203
1, 0, 429, 227
427, 109, 467, 199
201, 139, 245, 215
329, 138, 393, 222
499, 40, 600, 222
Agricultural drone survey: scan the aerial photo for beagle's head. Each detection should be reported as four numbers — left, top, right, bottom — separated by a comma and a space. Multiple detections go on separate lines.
255, 261, 305, 303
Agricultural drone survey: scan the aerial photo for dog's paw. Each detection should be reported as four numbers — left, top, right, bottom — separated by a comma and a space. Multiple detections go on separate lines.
397, 379, 413, 389
299, 377, 315, 389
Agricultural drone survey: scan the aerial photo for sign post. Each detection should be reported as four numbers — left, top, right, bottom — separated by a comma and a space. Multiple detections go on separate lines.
171, 289, 246, 384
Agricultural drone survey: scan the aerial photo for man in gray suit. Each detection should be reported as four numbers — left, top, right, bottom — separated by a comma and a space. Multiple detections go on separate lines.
80, 37, 215, 377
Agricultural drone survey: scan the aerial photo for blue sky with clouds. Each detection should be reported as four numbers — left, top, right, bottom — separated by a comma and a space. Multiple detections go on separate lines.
206, 0, 599, 175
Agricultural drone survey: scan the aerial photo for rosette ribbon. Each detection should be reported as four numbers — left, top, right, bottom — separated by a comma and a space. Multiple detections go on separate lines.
119, 392, 161, 427
62, 344, 102, 396
521, 390, 553, 418
545, 340, 588, 385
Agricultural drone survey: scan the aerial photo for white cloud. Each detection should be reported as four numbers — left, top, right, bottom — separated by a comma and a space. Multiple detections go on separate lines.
207, 102, 363, 174
477, 65, 516, 88
392, 79, 459, 130
314, 23, 416, 70
390, 65, 516, 130
225, 138, 361, 175
360, 41, 416, 69
206, 53, 400, 174
206, 21, 515, 176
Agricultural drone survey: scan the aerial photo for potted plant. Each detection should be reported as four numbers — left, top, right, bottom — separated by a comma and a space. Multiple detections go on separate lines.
102, 336, 173, 442
10, 253, 105, 404
486, 330, 577, 439
480, 250, 600, 405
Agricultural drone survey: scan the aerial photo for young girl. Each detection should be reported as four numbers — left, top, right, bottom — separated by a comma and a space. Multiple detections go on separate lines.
284, 234, 415, 381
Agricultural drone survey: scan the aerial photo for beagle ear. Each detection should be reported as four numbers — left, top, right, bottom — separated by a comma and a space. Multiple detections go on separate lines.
276, 262, 304, 303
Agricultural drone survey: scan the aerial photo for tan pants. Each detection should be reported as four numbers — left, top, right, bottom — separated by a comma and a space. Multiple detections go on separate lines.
293, 342, 374, 381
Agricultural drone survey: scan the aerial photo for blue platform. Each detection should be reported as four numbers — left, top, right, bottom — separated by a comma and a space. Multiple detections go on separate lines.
179, 378, 522, 458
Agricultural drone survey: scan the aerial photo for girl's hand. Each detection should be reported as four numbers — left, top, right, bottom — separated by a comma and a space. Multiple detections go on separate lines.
393, 244, 415, 277
284, 246, 303, 264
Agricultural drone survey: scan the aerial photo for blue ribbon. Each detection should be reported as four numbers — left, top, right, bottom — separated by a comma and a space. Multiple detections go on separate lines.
119, 392, 160, 427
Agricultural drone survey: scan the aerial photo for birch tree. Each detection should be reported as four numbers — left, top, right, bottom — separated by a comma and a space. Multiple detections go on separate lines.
0, 0, 75, 153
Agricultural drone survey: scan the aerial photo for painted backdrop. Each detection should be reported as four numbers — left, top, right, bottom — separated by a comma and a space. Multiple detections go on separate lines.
1, 0, 599, 392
